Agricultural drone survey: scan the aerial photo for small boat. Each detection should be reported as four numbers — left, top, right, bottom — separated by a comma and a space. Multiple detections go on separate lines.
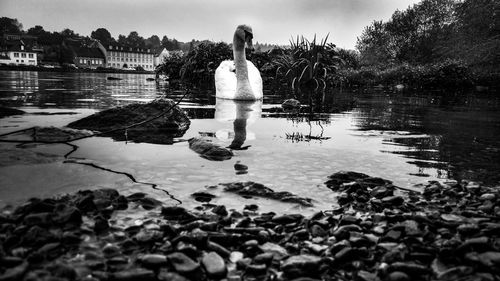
107, 76, 122, 81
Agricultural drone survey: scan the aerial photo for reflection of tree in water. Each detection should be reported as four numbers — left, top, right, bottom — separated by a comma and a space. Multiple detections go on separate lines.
355, 92, 500, 184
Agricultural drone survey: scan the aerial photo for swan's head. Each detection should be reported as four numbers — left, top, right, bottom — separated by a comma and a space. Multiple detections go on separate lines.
234, 24, 254, 51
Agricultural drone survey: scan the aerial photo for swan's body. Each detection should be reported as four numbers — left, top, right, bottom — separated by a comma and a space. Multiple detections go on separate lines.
215, 25, 263, 100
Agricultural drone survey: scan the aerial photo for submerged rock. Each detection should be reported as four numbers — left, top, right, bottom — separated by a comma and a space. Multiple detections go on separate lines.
281, 99, 301, 110
188, 137, 233, 161
68, 98, 190, 144
0, 106, 25, 118
220, 181, 314, 207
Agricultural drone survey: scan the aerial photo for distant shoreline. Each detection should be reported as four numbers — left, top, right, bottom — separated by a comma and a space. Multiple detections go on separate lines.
0, 65, 155, 75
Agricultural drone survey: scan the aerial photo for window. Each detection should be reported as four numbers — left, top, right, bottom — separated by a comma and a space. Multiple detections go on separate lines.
14, 53, 19, 57
29, 54, 34, 58
21, 53, 26, 58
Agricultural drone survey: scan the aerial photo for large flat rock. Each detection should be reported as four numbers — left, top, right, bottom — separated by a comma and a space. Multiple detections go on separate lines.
68, 98, 190, 144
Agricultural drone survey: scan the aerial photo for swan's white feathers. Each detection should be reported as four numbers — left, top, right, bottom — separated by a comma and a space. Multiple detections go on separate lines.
215, 60, 263, 100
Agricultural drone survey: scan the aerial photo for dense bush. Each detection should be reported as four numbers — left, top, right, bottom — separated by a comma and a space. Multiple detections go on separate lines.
180, 42, 232, 84
339, 59, 476, 89
156, 52, 185, 80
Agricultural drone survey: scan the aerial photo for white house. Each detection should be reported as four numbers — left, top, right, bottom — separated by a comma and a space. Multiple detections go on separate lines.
153, 48, 170, 68
0, 40, 37, 66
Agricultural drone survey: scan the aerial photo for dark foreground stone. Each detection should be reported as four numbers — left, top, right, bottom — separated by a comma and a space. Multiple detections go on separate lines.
0, 106, 24, 118
220, 181, 314, 207
1, 173, 500, 281
68, 98, 190, 144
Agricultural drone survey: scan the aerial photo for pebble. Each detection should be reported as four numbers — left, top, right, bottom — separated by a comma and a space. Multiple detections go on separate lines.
167, 252, 203, 279
140, 254, 168, 267
1, 176, 499, 281
201, 252, 227, 278
281, 255, 322, 278
112, 268, 156, 281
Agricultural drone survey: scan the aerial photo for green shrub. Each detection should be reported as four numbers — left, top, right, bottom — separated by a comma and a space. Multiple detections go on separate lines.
341, 59, 475, 89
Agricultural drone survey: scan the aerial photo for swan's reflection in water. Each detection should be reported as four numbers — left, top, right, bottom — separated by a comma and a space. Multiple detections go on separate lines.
214, 98, 262, 150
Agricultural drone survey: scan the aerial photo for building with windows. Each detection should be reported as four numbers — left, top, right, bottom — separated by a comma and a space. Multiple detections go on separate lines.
153, 48, 170, 69
105, 44, 154, 70
63, 38, 106, 69
0, 39, 38, 66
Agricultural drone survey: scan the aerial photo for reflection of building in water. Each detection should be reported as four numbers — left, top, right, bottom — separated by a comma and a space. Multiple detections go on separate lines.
13, 71, 39, 91
214, 98, 262, 149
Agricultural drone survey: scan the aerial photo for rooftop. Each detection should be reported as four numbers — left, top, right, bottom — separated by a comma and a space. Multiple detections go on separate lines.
107, 43, 152, 54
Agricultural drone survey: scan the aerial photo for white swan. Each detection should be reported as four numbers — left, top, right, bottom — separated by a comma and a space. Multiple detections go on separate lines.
215, 25, 263, 100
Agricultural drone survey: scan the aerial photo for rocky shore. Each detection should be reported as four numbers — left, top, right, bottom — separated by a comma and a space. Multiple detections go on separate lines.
1, 172, 499, 281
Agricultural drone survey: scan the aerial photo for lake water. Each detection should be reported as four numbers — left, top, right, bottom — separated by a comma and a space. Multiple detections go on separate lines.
1, 70, 499, 215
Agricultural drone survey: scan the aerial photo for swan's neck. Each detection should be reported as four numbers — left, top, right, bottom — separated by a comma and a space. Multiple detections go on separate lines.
233, 34, 252, 99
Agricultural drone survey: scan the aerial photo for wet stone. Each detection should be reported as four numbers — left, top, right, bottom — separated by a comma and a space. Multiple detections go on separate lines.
382, 195, 404, 206
253, 252, 274, 266
191, 191, 216, 203
384, 230, 402, 241
69, 98, 190, 144
387, 271, 410, 281
140, 254, 168, 268
161, 206, 193, 220
212, 205, 228, 216
246, 263, 267, 275
23, 212, 52, 226
202, 251, 227, 279
281, 99, 301, 110
168, 252, 203, 279
157, 271, 191, 281
189, 137, 233, 161
112, 268, 156, 281
46, 263, 77, 280
334, 247, 368, 263
3, 175, 500, 281
234, 161, 248, 172
281, 255, 322, 278
0, 261, 28, 281
222, 182, 313, 207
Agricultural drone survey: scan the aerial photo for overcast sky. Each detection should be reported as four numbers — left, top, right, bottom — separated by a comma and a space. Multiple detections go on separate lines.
1, 0, 420, 49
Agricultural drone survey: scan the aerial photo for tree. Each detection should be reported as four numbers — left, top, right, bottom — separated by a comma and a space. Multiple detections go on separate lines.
126, 31, 145, 48
117, 34, 127, 46
356, 0, 458, 65
60, 28, 78, 38
451, 0, 500, 70
91, 28, 114, 46
0, 17, 22, 34
27, 25, 45, 36
356, 20, 393, 65
145, 35, 161, 50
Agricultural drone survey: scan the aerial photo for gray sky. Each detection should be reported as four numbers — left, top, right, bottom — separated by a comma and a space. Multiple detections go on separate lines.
1, 0, 420, 49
